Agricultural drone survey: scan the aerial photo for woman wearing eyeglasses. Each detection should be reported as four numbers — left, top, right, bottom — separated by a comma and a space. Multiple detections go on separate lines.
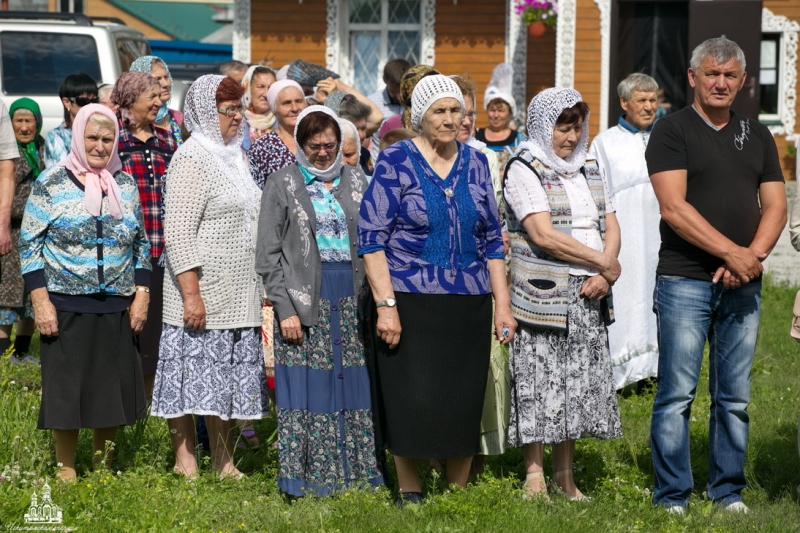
256, 105, 382, 496
44, 72, 99, 168
150, 75, 269, 479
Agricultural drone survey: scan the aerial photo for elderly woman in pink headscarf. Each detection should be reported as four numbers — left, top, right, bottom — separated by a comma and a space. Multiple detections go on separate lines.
19, 103, 151, 481
248, 79, 307, 189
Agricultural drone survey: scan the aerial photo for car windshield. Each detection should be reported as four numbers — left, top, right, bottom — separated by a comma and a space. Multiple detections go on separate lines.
1, 32, 101, 95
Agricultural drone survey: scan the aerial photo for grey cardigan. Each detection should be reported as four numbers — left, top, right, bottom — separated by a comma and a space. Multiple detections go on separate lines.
256, 163, 368, 326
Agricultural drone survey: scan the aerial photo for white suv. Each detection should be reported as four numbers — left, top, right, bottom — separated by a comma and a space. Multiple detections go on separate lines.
0, 11, 150, 134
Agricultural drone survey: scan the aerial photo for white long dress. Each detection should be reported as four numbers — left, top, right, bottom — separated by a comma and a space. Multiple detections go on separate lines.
589, 122, 660, 390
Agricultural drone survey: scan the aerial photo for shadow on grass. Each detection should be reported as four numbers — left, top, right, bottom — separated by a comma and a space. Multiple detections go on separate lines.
749, 419, 800, 501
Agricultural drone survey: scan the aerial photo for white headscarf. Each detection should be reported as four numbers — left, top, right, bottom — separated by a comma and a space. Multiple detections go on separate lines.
184, 74, 261, 249
241, 65, 276, 132
293, 105, 344, 182
410, 75, 465, 132
518, 87, 589, 175
484, 63, 516, 116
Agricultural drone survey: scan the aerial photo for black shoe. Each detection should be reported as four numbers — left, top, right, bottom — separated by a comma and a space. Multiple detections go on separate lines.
396, 491, 423, 508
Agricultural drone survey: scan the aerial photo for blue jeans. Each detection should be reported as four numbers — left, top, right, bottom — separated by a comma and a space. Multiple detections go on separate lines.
650, 275, 761, 507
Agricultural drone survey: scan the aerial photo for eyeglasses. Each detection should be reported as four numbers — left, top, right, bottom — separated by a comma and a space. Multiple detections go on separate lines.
69, 96, 99, 107
305, 142, 338, 154
217, 105, 245, 118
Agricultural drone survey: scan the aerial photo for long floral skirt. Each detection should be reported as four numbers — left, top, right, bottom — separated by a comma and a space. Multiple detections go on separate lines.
274, 262, 383, 497
508, 275, 622, 446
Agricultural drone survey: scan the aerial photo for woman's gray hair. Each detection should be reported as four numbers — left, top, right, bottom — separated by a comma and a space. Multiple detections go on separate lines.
338, 97, 371, 123
617, 73, 659, 101
87, 112, 116, 132
690, 37, 746, 73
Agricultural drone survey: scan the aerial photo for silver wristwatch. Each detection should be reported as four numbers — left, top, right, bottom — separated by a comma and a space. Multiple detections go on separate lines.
375, 298, 397, 309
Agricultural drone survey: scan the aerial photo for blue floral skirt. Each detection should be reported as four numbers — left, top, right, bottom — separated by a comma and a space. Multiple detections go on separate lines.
151, 325, 269, 421
274, 262, 383, 497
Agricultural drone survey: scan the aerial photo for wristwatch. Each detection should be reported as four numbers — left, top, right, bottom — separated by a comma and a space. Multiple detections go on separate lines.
375, 298, 397, 309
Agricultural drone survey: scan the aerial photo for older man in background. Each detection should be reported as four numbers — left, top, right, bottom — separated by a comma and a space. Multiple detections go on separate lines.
589, 73, 660, 392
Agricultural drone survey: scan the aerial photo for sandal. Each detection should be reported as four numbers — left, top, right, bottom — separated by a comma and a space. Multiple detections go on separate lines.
240, 428, 260, 451
550, 469, 590, 502
522, 471, 549, 501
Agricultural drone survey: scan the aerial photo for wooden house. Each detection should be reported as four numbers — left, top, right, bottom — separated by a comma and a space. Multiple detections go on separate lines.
235, 0, 798, 179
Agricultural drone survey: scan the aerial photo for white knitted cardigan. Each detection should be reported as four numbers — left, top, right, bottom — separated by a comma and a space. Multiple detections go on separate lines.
161, 138, 263, 329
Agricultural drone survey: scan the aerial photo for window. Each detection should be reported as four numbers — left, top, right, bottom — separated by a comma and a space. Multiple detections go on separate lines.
1, 32, 100, 95
760, 8, 798, 135
59, 0, 84, 12
347, 0, 423, 95
759, 34, 780, 120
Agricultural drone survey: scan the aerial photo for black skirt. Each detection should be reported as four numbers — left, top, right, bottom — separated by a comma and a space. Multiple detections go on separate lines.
376, 291, 491, 459
38, 310, 146, 430
137, 257, 164, 375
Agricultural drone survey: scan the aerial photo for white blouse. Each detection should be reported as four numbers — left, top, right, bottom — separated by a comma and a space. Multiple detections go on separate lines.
504, 159, 615, 276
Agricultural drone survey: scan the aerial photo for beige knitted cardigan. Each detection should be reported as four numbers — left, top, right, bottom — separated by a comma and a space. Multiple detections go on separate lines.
162, 138, 263, 329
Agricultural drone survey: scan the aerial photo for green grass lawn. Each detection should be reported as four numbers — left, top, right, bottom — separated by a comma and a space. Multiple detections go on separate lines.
1, 278, 799, 532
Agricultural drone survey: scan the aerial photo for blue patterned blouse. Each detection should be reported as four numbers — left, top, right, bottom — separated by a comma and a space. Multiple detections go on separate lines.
19, 166, 151, 313
357, 139, 504, 295
300, 166, 351, 263
43, 124, 72, 169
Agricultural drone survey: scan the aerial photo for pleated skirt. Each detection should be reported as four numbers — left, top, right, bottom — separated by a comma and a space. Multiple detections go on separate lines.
38, 310, 146, 430
377, 291, 492, 459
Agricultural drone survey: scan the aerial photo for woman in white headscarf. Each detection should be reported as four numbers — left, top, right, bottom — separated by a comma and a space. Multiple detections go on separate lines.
256, 105, 381, 497
504, 88, 622, 500
150, 75, 269, 479
240, 65, 277, 150
248, 79, 307, 189
358, 75, 515, 505
475, 63, 526, 170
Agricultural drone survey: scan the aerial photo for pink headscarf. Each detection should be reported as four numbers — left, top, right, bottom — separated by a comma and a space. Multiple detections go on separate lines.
60, 104, 124, 219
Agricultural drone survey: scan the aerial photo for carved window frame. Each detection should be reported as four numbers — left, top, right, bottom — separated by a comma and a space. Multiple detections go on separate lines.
233, 0, 251, 63
327, 0, 435, 91
761, 8, 798, 136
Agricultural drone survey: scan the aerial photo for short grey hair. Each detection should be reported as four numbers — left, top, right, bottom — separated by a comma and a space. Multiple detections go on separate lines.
617, 73, 659, 101
87, 112, 116, 132
690, 37, 746, 73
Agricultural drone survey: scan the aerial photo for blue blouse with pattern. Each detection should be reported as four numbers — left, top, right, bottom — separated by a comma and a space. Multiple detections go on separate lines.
357, 139, 504, 295
299, 166, 351, 263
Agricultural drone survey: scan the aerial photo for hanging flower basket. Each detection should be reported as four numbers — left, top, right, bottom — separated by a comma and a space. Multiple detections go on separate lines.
528, 21, 547, 38
516, 0, 558, 38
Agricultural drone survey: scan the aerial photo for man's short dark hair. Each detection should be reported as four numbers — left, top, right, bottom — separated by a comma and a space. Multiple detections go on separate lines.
383, 58, 412, 87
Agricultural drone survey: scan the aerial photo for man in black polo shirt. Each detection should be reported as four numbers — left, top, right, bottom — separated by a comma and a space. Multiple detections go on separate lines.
645, 37, 787, 515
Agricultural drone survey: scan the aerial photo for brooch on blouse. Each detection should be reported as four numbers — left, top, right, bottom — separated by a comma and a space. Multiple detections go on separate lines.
444, 188, 454, 198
